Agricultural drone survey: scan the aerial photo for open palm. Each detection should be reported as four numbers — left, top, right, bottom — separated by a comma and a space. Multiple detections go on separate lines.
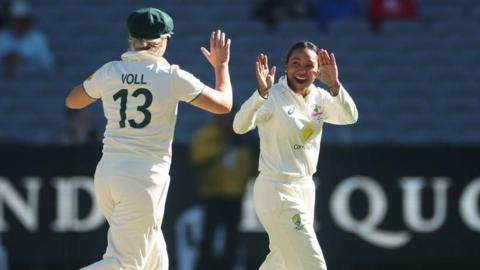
256, 53, 276, 97
317, 49, 339, 87
201, 30, 231, 67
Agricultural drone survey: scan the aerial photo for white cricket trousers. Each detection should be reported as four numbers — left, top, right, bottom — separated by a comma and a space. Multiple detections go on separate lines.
254, 172, 327, 270
81, 155, 170, 270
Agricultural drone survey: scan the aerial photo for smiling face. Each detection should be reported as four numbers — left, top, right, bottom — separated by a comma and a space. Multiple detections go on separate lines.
285, 47, 319, 93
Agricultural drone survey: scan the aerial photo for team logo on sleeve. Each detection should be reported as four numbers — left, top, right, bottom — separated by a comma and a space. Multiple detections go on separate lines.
292, 213, 305, 231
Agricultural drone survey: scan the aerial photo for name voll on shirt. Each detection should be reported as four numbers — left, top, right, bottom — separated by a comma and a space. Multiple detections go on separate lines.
122, 73, 147, 85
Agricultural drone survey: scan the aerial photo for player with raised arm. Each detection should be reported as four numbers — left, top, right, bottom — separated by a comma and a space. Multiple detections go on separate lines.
65, 7, 232, 270
233, 41, 358, 270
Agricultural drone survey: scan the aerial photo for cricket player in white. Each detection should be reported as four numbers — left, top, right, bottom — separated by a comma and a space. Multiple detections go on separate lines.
65, 8, 233, 270
233, 42, 358, 270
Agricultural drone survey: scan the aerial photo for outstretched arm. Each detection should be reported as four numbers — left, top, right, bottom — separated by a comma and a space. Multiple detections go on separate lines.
233, 54, 275, 134
317, 49, 358, 124
190, 30, 232, 114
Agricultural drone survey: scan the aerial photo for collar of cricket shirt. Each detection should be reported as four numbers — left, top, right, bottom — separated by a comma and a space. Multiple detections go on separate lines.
278, 75, 316, 101
121, 51, 170, 66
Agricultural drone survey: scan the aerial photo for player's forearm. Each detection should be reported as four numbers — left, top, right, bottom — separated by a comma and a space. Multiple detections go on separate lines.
326, 85, 359, 125
233, 90, 265, 134
213, 64, 233, 109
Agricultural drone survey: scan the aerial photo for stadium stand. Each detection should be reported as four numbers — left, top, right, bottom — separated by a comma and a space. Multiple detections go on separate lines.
0, 0, 478, 145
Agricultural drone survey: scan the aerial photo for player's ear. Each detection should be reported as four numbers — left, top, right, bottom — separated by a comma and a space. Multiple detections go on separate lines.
157, 38, 168, 52
160, 37, 167, 45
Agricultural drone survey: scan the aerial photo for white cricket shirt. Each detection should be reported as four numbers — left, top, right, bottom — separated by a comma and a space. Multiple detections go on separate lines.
83, 51, 205, 172
233, 76, 358, 177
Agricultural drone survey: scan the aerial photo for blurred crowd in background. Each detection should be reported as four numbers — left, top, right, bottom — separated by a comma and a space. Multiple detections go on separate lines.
254, 0, 418, 31
0, 0, 479, 269
3, 0, 477, 147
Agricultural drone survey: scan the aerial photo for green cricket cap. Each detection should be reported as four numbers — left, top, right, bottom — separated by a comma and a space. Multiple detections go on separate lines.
127, 7, 174, 39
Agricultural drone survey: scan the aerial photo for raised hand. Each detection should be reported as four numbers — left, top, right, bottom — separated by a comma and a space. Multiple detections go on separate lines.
201, 30, 231, 68
317, 49, 340, 94
256, 53, 276, 97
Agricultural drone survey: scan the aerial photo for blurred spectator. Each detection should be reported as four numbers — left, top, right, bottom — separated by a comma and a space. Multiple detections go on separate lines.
0, 0, 9, 28
0, 0, 53, 78
191, 114, 256, 270
253, 0, 314, 30
369, 0, 418, 31
59, 108, 97, 145
314, 0, 362, 29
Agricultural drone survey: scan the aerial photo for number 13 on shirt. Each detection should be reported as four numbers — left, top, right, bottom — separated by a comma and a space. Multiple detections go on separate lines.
113, 88, 153, 129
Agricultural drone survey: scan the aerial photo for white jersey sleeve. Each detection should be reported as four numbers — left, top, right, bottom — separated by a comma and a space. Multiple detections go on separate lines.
171, 66, 205, 103
233, 89, 274, 134
318, 85, 358, 125
83, 65, 108, 99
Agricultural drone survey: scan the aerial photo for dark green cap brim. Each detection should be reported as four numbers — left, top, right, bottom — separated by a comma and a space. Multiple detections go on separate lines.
127, 7, 174, 39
